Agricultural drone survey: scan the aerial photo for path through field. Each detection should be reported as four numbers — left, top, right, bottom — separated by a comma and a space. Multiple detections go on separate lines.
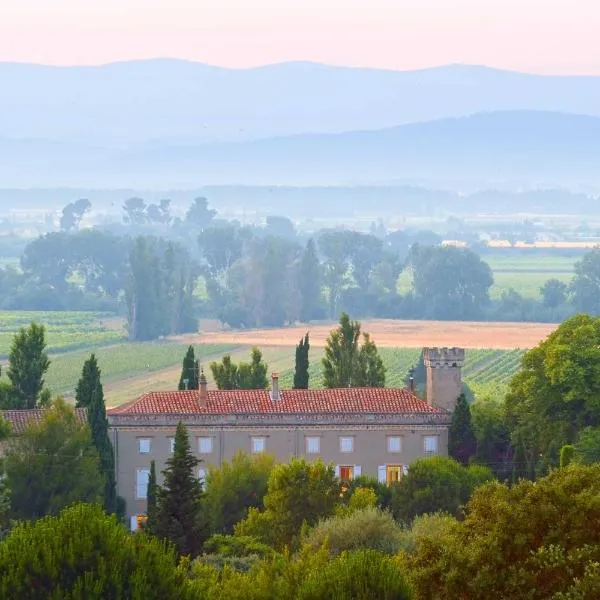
176, 319, 557, 350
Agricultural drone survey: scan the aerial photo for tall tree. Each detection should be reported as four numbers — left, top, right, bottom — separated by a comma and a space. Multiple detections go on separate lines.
178, 346, 199, 390
5, 398, 103, 520
322, 313, 385, 388
185, 197, 216, 230
298, 239, 322, 321
210, 348, 269, 390
88, 383, 117, 514
122, 197, 147, 226
571, 248, 600, 314
293, 333, 310, 389
448, 394, 477, 465
75, 353, 101, 408
154, 422, 206, 556
146, 460, 158, 534
210, 355, 239, 390
59, 198, 91, 232
7, 323, 50, 409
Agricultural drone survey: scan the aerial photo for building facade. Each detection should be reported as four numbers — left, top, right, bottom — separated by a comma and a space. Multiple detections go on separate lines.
107, 346, 464, 529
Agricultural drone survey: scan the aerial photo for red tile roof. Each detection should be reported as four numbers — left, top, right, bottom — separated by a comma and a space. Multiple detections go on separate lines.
108, 388, 442, 416
1, 408, 88, 434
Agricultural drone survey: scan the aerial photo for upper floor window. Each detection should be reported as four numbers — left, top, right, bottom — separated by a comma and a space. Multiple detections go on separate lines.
306, 436, 320, 454
136, 468, 150, 499
339, 437, 354, 453
424, 436, 438, 456
199, 437, 213, 454
252, 437, 266, 454
387, 436, 402, 453
138, 438, 151, 455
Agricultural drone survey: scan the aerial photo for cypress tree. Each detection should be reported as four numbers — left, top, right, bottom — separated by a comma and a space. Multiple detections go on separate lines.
146, 460, 157, 533
76, 354, 101, 408
155, 422, 206, 556
178, 346, 199, 390
88, 383, 117, 513
448, 393, 477, 465
293, 333, 310, 389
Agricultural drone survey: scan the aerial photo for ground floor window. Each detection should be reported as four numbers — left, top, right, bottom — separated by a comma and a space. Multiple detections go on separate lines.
130, 514, 147, 532
379, 464, 408, 486
336, 465, 362, 481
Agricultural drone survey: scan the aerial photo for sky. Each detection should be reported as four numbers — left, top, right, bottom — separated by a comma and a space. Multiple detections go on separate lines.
1, 0, 599, 74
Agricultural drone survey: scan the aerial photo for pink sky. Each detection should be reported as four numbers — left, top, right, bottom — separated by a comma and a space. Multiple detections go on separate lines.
1, 0, 599, 74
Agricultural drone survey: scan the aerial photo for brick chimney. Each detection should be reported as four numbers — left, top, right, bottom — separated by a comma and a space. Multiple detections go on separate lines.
270, 372, 280, 401
199, 369, 208, 408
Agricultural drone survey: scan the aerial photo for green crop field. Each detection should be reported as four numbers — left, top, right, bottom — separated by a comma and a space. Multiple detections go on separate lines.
0, 311, 126, 358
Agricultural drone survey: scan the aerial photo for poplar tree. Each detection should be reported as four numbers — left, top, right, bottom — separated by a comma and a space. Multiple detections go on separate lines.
178, 346, 198, 390
146, 460, 157, 534
88, 383, 117, 514
154, 422, 206, 556
448, 393, 477, 465
76, 354, 101, 408
293, 333, 310, 389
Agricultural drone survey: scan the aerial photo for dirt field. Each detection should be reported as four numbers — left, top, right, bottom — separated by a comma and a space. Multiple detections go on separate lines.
176, 319, 557, 350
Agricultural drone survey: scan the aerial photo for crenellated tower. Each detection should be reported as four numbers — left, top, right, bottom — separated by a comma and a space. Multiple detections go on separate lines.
423, 347, 465, 412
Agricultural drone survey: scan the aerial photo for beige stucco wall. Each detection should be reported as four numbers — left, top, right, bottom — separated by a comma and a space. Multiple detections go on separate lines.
112, 424, 449, 523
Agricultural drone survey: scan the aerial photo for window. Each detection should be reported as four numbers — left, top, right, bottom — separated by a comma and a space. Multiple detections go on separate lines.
387, 436, 402, 453
386, 465, 403, 486
169, 437, 175, 453
138, 438, 151, 454
136, 468, 150, 499
339, 465, 354, 481
424, 436, 438, 456
198, 468, 206, 486
251, 437, 266, 454
198, 437, 213, 454
339, 437, 354, 453
306, 436, 320, 454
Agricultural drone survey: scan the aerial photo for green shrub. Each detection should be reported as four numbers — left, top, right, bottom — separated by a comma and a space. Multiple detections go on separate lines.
304, 507, 404, 556
204, 534, 275, 558
297, 549, 412, 600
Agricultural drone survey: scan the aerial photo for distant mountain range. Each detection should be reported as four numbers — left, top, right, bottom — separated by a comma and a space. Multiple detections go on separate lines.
1, 111, 600, 188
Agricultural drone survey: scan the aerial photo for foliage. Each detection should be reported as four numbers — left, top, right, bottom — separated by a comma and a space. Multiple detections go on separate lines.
401, 464, 600, 600
60, 198, 91, 232
293, 333, 310, 389
203, 534, 275, 559
343, 475, 392, 510
210, 347, 269, 390
6, 322, 50, 408
303, 507, 404, 557
299, 239, 324, 321
506, 314, 600, 476
75, 353, 101, 408
0, 503, 194, 600
297, 549, 413, 600
4, 398, 103, 520
390, 456, 494, 524
560, 445, 576, 468
204, 452, 274, 535
322, 313, 386, 388
179, 345, 199, 390
541, 278, 569, 309
571, 249, 600, 314
235, 458, 339, 549
574, 427, 600, 464
448, 393, 477, 464
147, 459, 158, 534
155, 422, 207, 556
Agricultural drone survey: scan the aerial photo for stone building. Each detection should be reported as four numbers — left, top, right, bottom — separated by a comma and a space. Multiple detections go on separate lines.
107, 346, 464, 530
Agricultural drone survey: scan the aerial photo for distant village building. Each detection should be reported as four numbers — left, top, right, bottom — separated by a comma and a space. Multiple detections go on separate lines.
107, 346, 465, 530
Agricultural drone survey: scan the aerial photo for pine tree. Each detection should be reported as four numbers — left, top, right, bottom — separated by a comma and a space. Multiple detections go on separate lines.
356, 333, 386, 387
76, 354, 101, 408
7, 323, 50, 408
448, 393, 477, 465
146, 460, 157, 533
178, 346, 199, 390
293, 333, 310, 389
155, 422, 206, 556
88, 383, 117, 513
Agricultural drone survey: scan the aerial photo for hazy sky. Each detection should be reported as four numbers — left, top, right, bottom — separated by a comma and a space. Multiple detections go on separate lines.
1, 0, 599, 74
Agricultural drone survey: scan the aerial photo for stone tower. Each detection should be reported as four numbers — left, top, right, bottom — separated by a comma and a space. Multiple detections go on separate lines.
423, 347, 465, 412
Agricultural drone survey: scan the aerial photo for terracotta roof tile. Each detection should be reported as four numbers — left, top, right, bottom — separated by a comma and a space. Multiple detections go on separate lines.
107, 388, 442, 416
0, 408, 88, 434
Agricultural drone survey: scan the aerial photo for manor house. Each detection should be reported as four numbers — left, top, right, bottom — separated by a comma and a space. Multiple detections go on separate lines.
106, 347, 465, 530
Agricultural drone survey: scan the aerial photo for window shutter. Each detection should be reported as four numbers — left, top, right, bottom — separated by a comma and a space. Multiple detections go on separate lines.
335, 465, 340, 478
130, 515, 138, 532
403, 465, 409, 475
354, 465, 362, 477
378, 465, 386, 484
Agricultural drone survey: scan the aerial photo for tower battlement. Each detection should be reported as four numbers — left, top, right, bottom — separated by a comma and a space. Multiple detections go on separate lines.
423, 347, 465, 369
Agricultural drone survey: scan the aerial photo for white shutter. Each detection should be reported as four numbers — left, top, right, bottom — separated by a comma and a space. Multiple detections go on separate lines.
402, 464, 409, 475
378, 465, 387, 484
354, 465, 362, 478
335, 465, 340, 478
130, 515, 138, 532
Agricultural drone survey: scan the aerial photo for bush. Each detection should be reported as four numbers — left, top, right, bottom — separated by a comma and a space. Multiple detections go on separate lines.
204, 534, 275, 558
304, 507, 404, 556
297, 549, 413, 600
0, 503, 194, 600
